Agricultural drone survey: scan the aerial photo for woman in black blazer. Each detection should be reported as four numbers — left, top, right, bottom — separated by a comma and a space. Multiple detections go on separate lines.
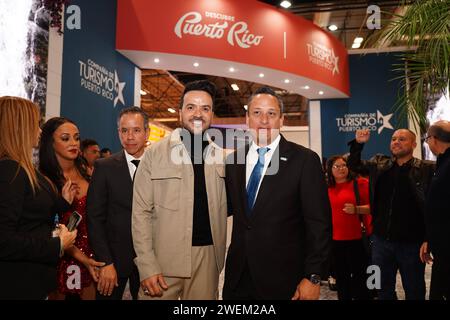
0, 96, 77, 300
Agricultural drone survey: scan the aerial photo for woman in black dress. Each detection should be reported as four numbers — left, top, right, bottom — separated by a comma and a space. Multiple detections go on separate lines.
0, 96, 78, 300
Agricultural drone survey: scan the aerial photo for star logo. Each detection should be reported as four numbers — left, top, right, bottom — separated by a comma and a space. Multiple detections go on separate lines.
377, 110, 394, 134
331, 49, 339, 75
113, 70, 126, 107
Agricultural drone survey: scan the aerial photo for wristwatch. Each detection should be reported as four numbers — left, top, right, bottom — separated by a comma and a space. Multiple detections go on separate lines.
308, 274, 321, 285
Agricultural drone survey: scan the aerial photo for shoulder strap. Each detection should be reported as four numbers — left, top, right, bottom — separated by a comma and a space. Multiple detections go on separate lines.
353, 179, 364, 224
353, 178, 360, 205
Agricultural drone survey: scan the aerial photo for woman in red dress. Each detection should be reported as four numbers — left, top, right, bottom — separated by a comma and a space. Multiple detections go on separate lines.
39, 117, 105, 300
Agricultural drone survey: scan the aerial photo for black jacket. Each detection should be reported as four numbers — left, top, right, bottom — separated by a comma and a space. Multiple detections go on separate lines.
425, 147, 450, 258
223, 136, 332, 300
347, 140, 435, 240
0, 160, 67, 300
87, 151, 137, 277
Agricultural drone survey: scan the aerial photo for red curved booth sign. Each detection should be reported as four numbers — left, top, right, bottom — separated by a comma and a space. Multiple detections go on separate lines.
116, 0, 349, 98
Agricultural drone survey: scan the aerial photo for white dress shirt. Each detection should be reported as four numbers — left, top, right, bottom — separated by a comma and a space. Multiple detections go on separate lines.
124, 150, 144, 180
245, 134, 281, 199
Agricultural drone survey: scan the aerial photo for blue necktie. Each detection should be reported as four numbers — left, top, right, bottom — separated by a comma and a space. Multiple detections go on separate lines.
247, 147, 269, 212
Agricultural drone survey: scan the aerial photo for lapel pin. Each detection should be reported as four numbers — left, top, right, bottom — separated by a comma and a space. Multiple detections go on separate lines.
280, 157, 287, 161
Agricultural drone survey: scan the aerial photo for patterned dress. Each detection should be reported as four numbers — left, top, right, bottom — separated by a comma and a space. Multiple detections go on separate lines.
56, 196, 94, 294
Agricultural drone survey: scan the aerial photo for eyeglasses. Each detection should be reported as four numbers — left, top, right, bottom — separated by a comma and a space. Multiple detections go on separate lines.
332, 164, 347, 170
425, 135, 434, 142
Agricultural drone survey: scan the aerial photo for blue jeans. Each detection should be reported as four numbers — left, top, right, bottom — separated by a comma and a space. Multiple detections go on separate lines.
371, 234, 425, 300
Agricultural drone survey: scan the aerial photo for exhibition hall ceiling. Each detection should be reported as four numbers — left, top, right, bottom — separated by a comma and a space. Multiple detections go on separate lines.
141, 70, 308, 128
260, 0, 412, 50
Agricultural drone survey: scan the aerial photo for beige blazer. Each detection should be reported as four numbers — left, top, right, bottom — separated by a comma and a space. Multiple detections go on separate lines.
132, 129, 228, 280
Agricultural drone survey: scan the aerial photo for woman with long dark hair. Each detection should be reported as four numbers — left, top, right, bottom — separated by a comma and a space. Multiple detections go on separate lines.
0, 97, 77, 299
326, 155, 372, 300
39, 117, 104, 300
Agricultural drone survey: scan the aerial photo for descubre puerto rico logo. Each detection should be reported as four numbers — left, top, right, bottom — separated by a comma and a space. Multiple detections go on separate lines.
78, 59, 126, 107
336, 110, 393, 134
174, 11, 263, 49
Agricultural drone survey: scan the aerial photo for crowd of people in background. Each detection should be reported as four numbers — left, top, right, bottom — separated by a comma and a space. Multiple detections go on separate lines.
1, 89, 449, 301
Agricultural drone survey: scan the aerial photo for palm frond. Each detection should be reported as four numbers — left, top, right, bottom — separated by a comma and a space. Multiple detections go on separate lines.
367, 0, 450, 133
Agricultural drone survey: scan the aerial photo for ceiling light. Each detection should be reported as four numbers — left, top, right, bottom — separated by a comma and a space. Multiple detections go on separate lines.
280, 1, 291, 9
328, 25, 338, 31
351, 43, 361, 49
154, 58, 160, 63
318, 91, 324, 95
229, 67, 235, 72
284, 79, 290, 84
354, 37, 364, 44
231, 83, 239, 91
193, 62, 199, 67
259, 73, 264, 78
302, 85, 310, 90
168, 108, 176, 113
140, 89, 147, 95
244, 105, 248, 111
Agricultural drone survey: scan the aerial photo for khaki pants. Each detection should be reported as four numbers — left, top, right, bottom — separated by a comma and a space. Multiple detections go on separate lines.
138, 245, 219, 300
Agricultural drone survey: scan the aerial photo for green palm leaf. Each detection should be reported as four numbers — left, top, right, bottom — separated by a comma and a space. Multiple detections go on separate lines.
368, 0, 450, 133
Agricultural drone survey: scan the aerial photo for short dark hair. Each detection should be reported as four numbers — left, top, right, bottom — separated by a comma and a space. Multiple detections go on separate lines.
428, 124, 450, 142
100, 147, 111, 154
179, 80, 216, 110
117, 106, 149, 130
80, 139, 99, 152
247, 86, 284, 114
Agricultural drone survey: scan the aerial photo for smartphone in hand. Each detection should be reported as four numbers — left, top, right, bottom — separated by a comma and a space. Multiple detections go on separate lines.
67, 211, 82, 232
